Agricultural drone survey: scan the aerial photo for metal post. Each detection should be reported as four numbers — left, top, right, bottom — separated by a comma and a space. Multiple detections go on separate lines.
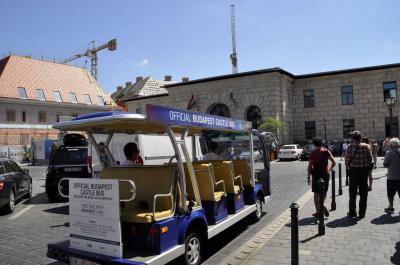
318, 179, 325, 235
345, 168, 349, 186
338, 163, 343, 195
331, 170, 336, 211
290, 203, 299, 265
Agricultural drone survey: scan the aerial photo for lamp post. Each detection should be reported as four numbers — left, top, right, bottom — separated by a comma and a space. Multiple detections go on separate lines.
386, 96, 396, 138
323, 118, 327, 143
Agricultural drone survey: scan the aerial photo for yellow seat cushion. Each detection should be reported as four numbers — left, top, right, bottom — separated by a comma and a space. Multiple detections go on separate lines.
121, 209, 173, 223
214, 191, 225, 201
234, 185, 241, 194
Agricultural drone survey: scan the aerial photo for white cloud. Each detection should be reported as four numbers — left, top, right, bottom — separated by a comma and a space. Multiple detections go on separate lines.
139, 58, 149, 67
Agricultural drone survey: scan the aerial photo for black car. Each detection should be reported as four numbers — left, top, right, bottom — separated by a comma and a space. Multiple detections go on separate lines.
0, 157, 32, 213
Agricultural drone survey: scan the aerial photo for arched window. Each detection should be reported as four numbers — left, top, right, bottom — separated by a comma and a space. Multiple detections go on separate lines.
208, 103, 231, 117
247, 105, 262, 129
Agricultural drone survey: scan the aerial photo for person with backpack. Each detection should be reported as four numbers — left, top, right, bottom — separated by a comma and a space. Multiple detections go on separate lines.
307, 137, 336, 218
383, 138, 400, 214
345, 131, 373, 219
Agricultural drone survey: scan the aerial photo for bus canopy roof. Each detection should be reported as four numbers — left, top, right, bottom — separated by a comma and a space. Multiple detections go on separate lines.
53, 104, 252, 135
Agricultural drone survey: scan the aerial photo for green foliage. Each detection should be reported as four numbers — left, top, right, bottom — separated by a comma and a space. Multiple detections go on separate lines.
259, 117, 286, 136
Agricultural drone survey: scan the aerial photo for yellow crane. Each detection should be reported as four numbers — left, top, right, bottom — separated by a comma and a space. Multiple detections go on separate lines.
64, 39, 117, 80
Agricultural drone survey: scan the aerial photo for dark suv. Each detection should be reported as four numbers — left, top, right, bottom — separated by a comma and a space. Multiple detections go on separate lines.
45, 134, 91, 201
0, 157, 32, 213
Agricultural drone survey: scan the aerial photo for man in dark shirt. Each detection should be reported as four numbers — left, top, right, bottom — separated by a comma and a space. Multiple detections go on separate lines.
345, 131, 373, 219
308, 137, 336, 218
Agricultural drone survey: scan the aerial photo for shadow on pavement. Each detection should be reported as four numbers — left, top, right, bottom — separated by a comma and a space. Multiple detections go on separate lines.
44, 205, 69, 215
391, 241, 400, 265
326, 216, 358, 228
371, 214, 400, 225
300, 233, 322, 243
23, 192, 50, 205
285, 217, 318, 227
51, 222, 70, 228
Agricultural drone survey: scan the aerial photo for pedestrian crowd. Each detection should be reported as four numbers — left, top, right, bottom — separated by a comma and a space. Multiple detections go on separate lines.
307, 132, 400, 220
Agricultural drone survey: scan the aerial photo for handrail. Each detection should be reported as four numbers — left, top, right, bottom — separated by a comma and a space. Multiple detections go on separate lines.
214, 180, 226, 195
152, 167, 176, 222
153, 193, 173, 222
234, 174, 243, 190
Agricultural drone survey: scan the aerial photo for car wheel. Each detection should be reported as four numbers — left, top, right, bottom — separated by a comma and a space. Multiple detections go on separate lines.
183, 230, 203, 265
5, 189, 16, 213
25, 180, 32, 199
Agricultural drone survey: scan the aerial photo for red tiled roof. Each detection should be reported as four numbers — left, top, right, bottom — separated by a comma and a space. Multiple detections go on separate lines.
0, 55, 115, 106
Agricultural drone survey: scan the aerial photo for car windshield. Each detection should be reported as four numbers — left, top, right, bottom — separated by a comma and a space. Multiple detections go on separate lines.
51, 148, 87, 165
281, 145, 296, 150
304, 144, 315, 151
202, 131, 252, 160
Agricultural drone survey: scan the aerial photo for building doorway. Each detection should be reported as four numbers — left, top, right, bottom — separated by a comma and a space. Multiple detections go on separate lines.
208, 103, 231, 117
246, 105, 262, 129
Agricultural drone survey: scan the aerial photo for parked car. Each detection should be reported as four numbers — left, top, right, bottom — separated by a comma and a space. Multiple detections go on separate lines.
45, 134, 91, 202
300, 143, 315, 161
278, 144, 303, 160
238, 150, 263, 161
0, 157, 32, 213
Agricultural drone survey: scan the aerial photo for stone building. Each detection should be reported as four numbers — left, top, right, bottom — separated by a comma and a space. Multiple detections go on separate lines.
124, 63, 399, 144
0, 54, 117, 146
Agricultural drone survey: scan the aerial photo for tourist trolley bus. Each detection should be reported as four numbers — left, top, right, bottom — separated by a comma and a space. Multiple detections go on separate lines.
47, 104, 275, 265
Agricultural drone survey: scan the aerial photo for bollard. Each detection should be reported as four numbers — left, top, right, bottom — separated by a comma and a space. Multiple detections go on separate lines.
331, 170, 336, 211
345, 168, 349, 186
290, 202, 299, 265
318, 179, 325, 235
338, 163, 343, 195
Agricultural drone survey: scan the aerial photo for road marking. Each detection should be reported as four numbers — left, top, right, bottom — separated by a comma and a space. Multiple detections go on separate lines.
8, 205, 34, 220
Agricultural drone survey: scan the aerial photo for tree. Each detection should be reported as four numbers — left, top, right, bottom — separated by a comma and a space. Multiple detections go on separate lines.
259, 117, 286, 138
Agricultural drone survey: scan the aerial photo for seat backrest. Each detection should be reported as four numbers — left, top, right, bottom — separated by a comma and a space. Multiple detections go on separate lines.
101, 166, 175, 211
190, 163, 216, 201
208, 161, 236, 193
232, 160, 253, 187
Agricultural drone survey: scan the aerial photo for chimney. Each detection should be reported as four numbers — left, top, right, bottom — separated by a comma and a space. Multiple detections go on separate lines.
164, 75, 172, 81
117, 86, 123, 91
136, 76, 143, 82
125, 81, 132, 87
182, 77, 189, 82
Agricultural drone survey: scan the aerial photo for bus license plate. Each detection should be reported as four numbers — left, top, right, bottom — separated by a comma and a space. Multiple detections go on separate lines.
69, 256, 100, 265
65, 167, 82, 172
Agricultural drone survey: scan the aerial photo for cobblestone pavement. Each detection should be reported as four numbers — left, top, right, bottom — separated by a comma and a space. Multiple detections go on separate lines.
245, 159, 400, 265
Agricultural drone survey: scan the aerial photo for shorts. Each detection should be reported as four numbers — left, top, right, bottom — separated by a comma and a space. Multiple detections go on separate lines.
312, 174, 330, 193
387, 179, 400, 198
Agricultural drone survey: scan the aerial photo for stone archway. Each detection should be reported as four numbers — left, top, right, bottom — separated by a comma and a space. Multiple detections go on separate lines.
246, 105, 262, 129
208, 103, 231, 118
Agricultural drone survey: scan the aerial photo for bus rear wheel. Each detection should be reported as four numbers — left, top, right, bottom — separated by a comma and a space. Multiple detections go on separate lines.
251, 196, 263, 222
184, 230, 203, 265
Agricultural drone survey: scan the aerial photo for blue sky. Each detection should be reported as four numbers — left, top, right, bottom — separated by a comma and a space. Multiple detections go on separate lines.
1, 0, 400, 93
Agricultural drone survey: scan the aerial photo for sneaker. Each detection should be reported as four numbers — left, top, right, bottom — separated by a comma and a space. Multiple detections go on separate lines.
323, 206, 330, 217
384, 207, 395, 214
347, 212, 357, 218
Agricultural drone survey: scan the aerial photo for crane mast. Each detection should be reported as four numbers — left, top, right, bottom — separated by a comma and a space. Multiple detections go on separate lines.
64, 39, 117, 80
230, 4, 238, 74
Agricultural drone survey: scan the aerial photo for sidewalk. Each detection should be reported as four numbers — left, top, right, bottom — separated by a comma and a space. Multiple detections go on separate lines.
246, 162, 400, 265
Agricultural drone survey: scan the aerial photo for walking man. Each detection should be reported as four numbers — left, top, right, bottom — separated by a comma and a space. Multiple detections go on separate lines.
345, 131, 373, 219
307, 137, 336, 218
371, 139, 378, 169
383, 138, 400, 214
341, 141, 348, 161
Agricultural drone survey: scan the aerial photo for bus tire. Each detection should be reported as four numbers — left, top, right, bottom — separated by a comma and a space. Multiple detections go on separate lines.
183, 230, 203, 265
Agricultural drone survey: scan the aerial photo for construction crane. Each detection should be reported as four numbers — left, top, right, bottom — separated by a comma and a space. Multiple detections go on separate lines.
230, 4, 238, 74
64, 39, 117, 80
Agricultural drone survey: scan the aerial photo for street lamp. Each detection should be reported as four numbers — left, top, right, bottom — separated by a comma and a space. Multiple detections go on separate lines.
323, 118, 327, 143
386, 96, 396, 137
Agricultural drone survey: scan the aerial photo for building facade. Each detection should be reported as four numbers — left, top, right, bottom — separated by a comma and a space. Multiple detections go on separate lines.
0, 55, 117, 146
124, 64, 400, 144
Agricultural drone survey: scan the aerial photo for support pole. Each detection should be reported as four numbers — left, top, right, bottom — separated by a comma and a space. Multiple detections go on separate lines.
331, 170, 336, 211
318, 179, 325, 235
345, 168, 349, 186
338, 163, 343, 195
290, 203, 299, 265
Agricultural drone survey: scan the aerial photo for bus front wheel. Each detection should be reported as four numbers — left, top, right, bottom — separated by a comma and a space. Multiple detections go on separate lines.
183, 230, 203, 265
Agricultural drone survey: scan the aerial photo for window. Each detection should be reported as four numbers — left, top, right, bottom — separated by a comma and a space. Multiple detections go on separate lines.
343, 119, 355, 138
69, 93, 78, 103
305, 121, 316, 139
84, 94, 92, 104
303, 89, 315, 108
383, 82, 397, 101
246, 105, 262, 129
18, 87, 27, 99
22, 110, 26, 122
385, 117, 399, 137
208, 103, 231, 117
38, 111, 46, 123
53, 91, 63, 102
341, 85, 354, 105
98, 95, 105, 105
6, 110, 16, 122
36, 89, 46, 101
